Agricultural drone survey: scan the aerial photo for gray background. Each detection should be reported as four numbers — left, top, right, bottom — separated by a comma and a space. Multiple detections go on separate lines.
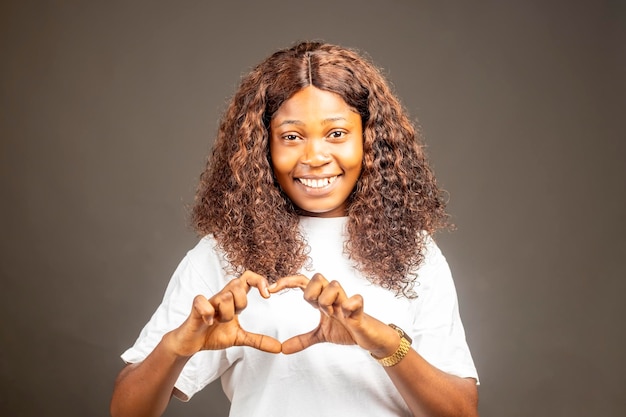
1, 1, 624, 416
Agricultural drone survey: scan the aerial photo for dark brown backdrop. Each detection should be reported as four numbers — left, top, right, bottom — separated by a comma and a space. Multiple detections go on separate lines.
1, 1, 624, 416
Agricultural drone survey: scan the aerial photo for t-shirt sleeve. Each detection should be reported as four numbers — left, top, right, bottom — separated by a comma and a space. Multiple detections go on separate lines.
120, 239, 235, 400
409, 238, 479, 383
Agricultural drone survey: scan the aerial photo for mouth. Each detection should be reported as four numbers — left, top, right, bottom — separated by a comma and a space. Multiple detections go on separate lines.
297, 175, 339, 189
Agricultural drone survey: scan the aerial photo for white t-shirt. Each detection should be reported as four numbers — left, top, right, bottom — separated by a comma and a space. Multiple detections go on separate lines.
121, 216, 478, 416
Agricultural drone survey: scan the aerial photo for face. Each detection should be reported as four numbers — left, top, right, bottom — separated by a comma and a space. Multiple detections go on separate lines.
269, 86, 363, 217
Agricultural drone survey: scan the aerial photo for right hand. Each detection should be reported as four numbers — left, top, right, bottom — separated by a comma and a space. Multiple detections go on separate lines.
165, 270, 282, 357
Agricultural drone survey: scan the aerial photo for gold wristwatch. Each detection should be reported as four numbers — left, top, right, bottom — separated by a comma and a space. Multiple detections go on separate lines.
372, 323, 413, 367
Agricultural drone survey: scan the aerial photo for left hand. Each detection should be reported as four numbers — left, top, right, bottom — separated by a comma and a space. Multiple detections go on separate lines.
270, 273, 398, 356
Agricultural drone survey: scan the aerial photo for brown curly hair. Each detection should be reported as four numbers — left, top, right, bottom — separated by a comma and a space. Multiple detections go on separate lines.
191, 41, 449, 297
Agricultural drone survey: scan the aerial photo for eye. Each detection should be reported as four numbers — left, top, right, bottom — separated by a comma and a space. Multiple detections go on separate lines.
328, 130, 346, 139
282, 134, 300, 141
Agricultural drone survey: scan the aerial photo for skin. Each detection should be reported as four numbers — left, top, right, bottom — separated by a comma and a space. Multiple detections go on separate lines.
110, 86, 478, 417
110, 271, 282, 417
269, 86, 363, 217
272, 273, 479, 417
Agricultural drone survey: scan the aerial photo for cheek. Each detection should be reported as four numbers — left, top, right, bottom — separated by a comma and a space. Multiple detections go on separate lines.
270, 146, 296, 177
343, 143, 364, 171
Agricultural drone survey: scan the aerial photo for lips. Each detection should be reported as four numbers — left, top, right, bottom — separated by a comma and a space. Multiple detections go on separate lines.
297, 175, 338, 189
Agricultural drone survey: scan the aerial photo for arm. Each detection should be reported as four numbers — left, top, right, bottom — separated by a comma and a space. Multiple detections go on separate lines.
110, 271, 281, 417
110, 334, 192, 417
276, 273, 478, 417
370, 320, 478, 417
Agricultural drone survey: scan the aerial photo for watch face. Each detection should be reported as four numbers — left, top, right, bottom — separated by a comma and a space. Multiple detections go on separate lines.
390, 324, 412, 344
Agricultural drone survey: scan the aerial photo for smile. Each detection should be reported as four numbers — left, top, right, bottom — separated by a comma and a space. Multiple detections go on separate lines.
297, 176, 338, 189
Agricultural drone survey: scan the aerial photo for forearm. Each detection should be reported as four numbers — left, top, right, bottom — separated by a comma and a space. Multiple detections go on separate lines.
384, 350, 478, 417
110, 332, 191, 417
365, 318, 477, 417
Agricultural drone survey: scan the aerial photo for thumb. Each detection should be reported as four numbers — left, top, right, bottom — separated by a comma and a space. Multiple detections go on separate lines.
281, 330, 321, 355
236, 330, 282, 354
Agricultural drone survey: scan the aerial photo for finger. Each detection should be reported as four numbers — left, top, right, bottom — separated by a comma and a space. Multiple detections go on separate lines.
317, 280, 348, 317
227, 281, 249, 315
217, 271, 269, 317
281, 330, 321, 355
303, 273, 329, 309
236, 330, 282, 354
238, 270, 271, 298
192, 294, 216, 326
268, 274, 310, 293
210, 290, 236, 322
340, 294, 364, 320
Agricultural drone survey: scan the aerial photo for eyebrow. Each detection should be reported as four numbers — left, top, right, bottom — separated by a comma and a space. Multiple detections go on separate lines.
275, 117, 348, 127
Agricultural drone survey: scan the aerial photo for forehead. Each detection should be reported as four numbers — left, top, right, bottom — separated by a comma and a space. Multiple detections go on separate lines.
271, 86, 359, 122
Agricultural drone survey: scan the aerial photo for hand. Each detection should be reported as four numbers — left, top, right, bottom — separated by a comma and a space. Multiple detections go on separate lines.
271, 273, 392, 355
166, 271, 282, 357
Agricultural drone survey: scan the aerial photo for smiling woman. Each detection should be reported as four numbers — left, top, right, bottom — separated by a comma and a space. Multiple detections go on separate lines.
270, 86, 364, 218
111, 41, 479, 417
191, 43, 450, 296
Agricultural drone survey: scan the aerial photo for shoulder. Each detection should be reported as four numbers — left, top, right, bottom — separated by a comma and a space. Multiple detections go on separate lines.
185, 235, 223, 266
420, 234, 448, 270
414, 234, 456, 295
172, 235, 232, 294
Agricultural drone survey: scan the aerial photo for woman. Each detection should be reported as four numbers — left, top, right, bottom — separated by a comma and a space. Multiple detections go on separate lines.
110, 41, 479, 417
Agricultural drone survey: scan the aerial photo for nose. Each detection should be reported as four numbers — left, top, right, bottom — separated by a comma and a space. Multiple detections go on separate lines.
301, 138, 331, 167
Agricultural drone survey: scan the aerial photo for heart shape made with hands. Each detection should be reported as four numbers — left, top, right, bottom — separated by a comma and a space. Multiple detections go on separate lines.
265, 273, 365, 354
200, 272, 369, 355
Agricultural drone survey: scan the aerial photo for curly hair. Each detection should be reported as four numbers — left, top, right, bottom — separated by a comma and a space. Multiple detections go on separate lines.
191, 41, 449, 297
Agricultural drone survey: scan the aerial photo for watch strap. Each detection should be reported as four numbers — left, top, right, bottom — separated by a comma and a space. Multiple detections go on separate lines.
372, 324, 412, 367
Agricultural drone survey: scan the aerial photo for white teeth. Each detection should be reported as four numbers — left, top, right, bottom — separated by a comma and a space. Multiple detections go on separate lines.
298, 176, 337, 189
